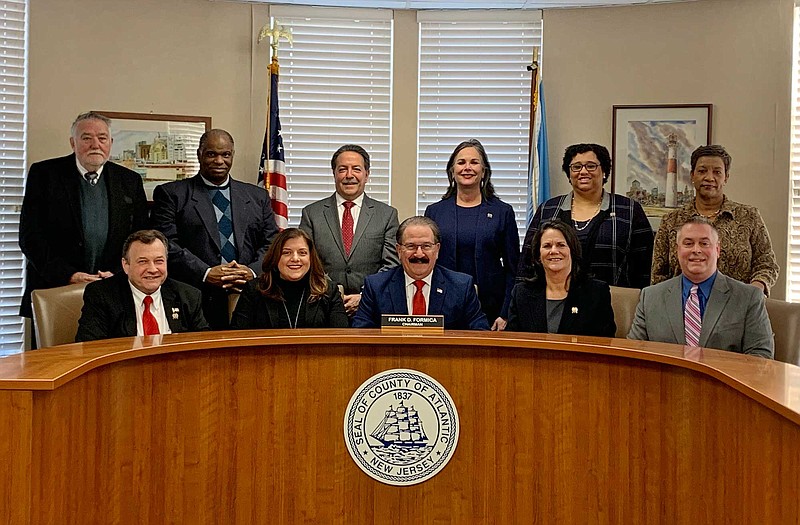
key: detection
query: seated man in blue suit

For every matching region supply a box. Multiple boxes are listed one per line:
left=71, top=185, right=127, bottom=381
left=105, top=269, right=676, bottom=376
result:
left=76, top=230, right=209, bottom=342
left=628, top=217, right=773, bottom=358
left=353, top=216, right=489, bottom=330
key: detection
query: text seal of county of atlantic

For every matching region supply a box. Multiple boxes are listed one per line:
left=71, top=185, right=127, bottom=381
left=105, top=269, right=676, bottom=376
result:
left=343, top=368, right=459, bottom=486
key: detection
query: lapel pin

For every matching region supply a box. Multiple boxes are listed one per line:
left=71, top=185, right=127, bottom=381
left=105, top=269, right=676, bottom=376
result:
left=172, top=307, right=179, bottom=312
left=487, top=212, right=493, bottom=218
left=172, top=313, right=179, bottom=320
left=609, top=212, right=616, bottom=217
left=436, top=288, right=443, bottom=294
left=571, top=307, right=578, bottom=314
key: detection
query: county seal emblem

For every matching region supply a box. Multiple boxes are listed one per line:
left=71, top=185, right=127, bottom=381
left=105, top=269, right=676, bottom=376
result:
left=343, top=368, right=459, bottom=486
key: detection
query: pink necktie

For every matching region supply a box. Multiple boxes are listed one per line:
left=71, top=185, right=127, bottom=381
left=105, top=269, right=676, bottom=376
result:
left=342, top=201, right=355, bottom=256
left=684, top=285, right=701, bottom=347
left=142, top=295, right=160, bottom=336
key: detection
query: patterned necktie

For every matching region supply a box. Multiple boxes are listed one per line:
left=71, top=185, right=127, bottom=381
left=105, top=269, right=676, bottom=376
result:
left=85, top=171, right=99, bottom=185
left=342, top=201, right=355, bottom=256
left=684, top=284, right=701, bottom=347
left=142, top=295, right=160, bottom=336
left=412, top=280, right=426, bottom=315
left=211, top=188, right=236, bottom=263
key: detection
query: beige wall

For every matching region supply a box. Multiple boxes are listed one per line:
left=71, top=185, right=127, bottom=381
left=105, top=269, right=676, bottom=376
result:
left=543, top=0, right=793, bottom=297
left=29, top=0, right=794, bottom=297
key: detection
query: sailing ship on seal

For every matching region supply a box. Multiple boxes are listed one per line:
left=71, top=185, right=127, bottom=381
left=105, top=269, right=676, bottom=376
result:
left=370, top=401, right=428, bottom=447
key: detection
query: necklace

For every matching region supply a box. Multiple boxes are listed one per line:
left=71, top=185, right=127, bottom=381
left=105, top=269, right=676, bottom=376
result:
left=571, top=194, right=602, bottom=231
left=281, top=289, right=305, bottom=329
left=694, top=204, right=721, bottom=220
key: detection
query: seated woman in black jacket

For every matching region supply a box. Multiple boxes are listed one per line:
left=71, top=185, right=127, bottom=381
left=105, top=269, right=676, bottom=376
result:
left=507, top=219, right=615, bottom=337
left=230, top=228, right=349, bottom=329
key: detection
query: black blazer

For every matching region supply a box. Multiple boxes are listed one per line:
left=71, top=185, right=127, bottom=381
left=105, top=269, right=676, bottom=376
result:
left=230, top=278, right=349, bottom=330
left=506, top=278, right=616, bottom=337
left=75, top=274, right=209, bottom=342
left=19, top=154, right=148, bottom=317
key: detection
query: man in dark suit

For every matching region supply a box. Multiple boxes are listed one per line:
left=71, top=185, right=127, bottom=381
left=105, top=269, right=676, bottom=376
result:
left=151, top=129, right=278, bottom=329
left=628, top=217, right=773, bottom=358
left=353, top=216, right=489, bottom=330
left=19, top=111, right=148, bottom=326
left=299, top=144, right=399, bottom=317
left=76, top=230, right=209, bottom=341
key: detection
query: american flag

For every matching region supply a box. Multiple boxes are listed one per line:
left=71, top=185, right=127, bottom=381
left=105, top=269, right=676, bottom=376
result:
left=259, top=57, right=288, bottom=230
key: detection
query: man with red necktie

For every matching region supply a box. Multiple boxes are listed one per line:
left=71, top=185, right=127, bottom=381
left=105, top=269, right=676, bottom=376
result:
left=76, top=230, right=209, bottom=342
left=353, top=216, right=489, bottom=330
left=627, top=217, right=773, bottom=358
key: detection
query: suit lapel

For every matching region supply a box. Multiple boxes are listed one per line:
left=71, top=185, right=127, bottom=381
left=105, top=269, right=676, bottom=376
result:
left=230, top=180, right=251, bottom=258
left=191, top=175, right=222, bottom=251
left=119, top=278, right=138, bottom=336
left=350, top=196, right=374, bottom=256
left=305, top=296, right=321, bottom=327
left=266, top=299, right=284, bottom=328
left=388, top=269, right=409, bottom=315
left=665, top=278, right=685, bottom=344
left=161, top=281, right=183, bottom=333
left=65, top=158, right=84, bottom=243
left=699, top=274, right=730, bottom=347
left=322, top=195, right=347, bottom=260
left=428, top=267, right=446, bottom=316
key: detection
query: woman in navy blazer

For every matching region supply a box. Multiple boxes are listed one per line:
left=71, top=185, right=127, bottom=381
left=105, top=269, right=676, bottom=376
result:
left=424, top=139, right=519, bottom=330
left=507, top=219, right=615, bottom=337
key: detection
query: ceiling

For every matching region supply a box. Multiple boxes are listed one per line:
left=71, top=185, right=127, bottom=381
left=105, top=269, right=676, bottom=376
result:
left=242, top=0, right=696, bottom=9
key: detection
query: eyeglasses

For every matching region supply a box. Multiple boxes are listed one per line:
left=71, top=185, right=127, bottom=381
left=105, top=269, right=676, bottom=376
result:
left=400, top=243, right=437, bottom=253
left=569, top=162, right=600, bottom=173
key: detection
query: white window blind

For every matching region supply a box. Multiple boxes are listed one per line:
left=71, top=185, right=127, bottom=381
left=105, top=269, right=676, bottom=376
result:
left=789, top=3, right=800, bottom=302
left=269, top=6, right=393, bottom=226
left=417, top=11, right=541, bottom=245
left=0, top=0, right=26, bottom=355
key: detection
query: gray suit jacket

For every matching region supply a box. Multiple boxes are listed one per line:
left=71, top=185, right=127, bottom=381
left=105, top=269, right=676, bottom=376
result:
left=627, top=272, right=774, bottom=359
left=299, top=193, right=399, bottom=294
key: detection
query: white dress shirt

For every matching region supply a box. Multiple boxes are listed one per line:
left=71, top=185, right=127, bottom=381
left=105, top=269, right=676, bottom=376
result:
left=335, top=192, right=365, bottom=230
left=404, top=272, right=432, bottom=315
left=129, top=282, right=172, bottom=336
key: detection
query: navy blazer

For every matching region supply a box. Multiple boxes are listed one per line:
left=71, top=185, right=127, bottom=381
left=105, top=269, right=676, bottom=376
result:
left=76, top=274, right=209, bottom=342
left=19, top=154, right=148, bottom=317
left=230, top=278, right=349, bottom=329
left=424, top=196, right=519, bottom=321
left=352, top=266, right=489, bottom=330
left=151, top=174, right=279, bottom=329
left=506, top=278, right=616, bottom=337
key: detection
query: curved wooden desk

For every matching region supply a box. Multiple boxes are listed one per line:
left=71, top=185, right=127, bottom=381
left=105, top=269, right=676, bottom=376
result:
left=1, top=330, right=798, bottom=524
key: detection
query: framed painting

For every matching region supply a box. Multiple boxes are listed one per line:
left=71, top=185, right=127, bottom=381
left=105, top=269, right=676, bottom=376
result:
left=94, top=111, right=211, bottom=199
left=611, top=104, right=712, bottom=220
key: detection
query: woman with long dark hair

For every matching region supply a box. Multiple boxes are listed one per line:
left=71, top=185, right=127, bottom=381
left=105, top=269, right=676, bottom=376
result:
left=424, top=139, right=519, bottom=330
left=507, top=219, right=615, bottom=336
left=230, top=228, right=348, bottom=329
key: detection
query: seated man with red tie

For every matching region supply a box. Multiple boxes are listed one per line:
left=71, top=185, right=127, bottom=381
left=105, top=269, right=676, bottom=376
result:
left=352, top=216, right=489, bottom=330
left=76, top=230, right=209, bottom=342
left=627, top=217, right=773, bottom=358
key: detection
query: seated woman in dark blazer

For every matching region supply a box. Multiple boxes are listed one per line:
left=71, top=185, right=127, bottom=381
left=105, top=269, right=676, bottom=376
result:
left=507, top=219, right=615, bottom=336
left=230, top=228, right=349, bottom=329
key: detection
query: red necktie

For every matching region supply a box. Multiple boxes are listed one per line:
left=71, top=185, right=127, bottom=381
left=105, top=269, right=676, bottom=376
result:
left=342, top=201, right=355, bottom=256
left=684, top=284, right=701, bottom=347
left=412, top=280, right=426, bottom=315
left=142, top=295, right=160, bottom=336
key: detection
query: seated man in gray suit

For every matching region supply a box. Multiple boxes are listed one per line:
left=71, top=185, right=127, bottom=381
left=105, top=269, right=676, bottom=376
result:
left=628, top=217, right=773, bottom=359
left=299, top=144, right=399, bottom=317
left=76, top=230, right=209, bottom=341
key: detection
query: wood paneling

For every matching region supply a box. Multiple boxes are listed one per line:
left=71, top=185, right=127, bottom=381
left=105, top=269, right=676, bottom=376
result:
left=1, top=332, right=799, bottom=523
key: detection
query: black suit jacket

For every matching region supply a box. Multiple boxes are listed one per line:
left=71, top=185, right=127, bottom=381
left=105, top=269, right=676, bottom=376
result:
left=19, top=154, right=148, bottom=317
left=506, top=278, right=616, bottom=337
left=150, top=174, right=279, bottom=328
left=75, top=274, right=209, bottom=342
left=230, top=278, right=349, bottom=329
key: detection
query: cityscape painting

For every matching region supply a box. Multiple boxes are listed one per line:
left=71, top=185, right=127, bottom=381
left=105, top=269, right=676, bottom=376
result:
left=611, top=104, right=712, bottom=222
left=94, top=111, right=211, bottom=199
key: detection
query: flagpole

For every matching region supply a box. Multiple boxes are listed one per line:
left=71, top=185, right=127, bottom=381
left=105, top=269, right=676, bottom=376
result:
left=527, top=47, right=540, bottom=160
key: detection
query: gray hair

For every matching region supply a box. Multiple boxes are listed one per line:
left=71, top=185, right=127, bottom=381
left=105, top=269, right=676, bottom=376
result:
left=71, top=111, right=111, bottom=136
left=396, top=216, right=441, bottom=244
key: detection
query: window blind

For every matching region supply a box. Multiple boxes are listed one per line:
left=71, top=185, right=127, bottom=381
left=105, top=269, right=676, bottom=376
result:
left=268, top=6, right=393, bottom=227
left=417, top=10, right=542, bottom=246
left=0, top=0, right=26, bottom=355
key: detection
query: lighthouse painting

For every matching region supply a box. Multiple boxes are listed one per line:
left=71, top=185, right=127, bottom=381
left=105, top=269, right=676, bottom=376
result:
left=611, top=104, right=712, bottom=220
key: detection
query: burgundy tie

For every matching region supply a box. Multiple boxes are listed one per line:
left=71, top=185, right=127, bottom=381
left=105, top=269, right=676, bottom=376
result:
left=412, top=280, right=426, bottom=315
left=684, top=285, right=701, bottom=347
left=142, top=295, right=160, bottom=336
left=342, top=201, right=355, bottom=256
